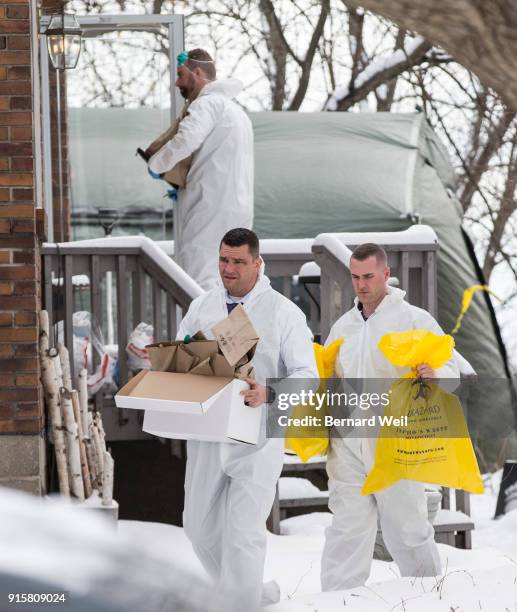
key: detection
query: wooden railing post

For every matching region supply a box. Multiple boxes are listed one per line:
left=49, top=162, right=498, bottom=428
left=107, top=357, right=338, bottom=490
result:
left=116, top=255, right=128, bottom=388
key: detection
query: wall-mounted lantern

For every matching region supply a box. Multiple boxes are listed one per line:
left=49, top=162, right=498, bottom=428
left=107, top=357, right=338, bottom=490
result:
left=46, top=12, right=82, bottom=70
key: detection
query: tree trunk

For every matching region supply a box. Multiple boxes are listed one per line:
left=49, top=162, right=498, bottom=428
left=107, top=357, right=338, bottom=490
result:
left=343, top=0, right=517, bottom=112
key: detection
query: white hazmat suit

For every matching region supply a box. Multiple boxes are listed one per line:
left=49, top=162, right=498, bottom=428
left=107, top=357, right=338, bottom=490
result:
left=177, top=273, right=318, bottom=611
left=149, top=79, right=253, bottom=290
left=321, top=286, right=459, bottom=591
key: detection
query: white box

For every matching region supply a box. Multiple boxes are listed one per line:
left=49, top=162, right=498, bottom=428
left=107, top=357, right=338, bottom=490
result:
left=115, top=369, right=262, bottom=444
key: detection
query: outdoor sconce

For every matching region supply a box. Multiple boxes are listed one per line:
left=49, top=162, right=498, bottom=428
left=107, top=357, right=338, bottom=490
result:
left=97, top=208, right=120, bottom=236
left=46, top=12, right=82, bottom=70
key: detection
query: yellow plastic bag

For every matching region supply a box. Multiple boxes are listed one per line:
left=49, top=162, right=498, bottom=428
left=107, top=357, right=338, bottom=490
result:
left=285, top=338, right=344, bottom=462
left=378, top=330, right=454, bottom=374
left=362, top=330, right=483, bottom=495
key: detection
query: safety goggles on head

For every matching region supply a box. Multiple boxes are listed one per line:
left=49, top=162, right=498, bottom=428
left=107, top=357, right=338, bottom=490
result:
left=177, top=50, right=215, bottom=69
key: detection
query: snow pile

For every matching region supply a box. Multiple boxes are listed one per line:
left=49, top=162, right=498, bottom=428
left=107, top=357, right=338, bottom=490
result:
left=278, top=477, right=328, bottom=500
left=0, top=487, right=215, bottom=612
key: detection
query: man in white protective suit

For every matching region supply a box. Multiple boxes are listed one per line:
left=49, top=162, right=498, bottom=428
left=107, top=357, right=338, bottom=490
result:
left=148, top=49, right=253, bottom=290
left=321, top=242, right=459, bottom=591
left=177, top=228, right=318, bottom=611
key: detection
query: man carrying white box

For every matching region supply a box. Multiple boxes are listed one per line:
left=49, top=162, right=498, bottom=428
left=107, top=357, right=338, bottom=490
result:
left=177, top=228, right=318, bottom=611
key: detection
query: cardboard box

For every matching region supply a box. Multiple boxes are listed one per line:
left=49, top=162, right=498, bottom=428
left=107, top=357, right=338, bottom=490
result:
left=115, top=369, right=262, bottom=444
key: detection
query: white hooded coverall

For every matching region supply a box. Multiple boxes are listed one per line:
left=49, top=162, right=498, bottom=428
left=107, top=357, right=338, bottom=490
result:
left=177, top=274, right=318, bottom=611
left=321, top=286, right=459, bottom=591
left=149, top=79, right=253, bottom=290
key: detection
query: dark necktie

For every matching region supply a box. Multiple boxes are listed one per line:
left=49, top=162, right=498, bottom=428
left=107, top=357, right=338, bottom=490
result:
left=227, top=302, right=242, bottom=314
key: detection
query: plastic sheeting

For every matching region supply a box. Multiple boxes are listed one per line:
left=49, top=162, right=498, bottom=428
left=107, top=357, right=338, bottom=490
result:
left=68, top=109, right=515, bottom=443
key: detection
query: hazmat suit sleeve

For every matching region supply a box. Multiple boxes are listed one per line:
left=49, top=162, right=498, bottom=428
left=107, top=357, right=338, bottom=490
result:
left=148, top=96, right=219, bottom=174
left=176, top=297, right=202, bottom=340
left=280, top=308, right=318, bottom=380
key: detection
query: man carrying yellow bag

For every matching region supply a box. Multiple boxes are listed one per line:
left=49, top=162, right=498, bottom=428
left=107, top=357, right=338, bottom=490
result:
left=321, top=243, right=459, bottom=592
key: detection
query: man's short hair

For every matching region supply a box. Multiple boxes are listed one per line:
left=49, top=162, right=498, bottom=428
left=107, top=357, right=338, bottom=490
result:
left=351, top=243, right=388, bottom=266
left=186, top=48, right=216, bottom=81
left=220, top=228, right=259, bottom=258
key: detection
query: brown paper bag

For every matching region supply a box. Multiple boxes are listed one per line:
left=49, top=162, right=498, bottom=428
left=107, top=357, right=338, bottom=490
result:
left=189, top=357, right=214, bottom=377
left=145, top=103, right=192, bottom=189
left=175, top=345, right=198, bottom=373
left=210, top=353, right=235, bottom=378
left=235, top=363, right=255, bottom=380
left=211, top=305, right=259, bottom=366
left=185, top=340, right=219, bottom=362
left=147, top=343, right=178, bottom=372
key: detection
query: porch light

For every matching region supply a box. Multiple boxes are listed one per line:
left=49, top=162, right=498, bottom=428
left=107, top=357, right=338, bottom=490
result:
left=46, top=12, right=82, bottom=70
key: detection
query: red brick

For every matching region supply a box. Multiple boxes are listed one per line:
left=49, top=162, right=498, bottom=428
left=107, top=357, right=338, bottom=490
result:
left=12, top=280, right=36, bottom=294
left=0, top=387, right=38, bottom=401
left=0, top=220, right=10, bottom=233
left=0, top=143, right=32, bottom=157
left=0, top=405, right=15, bottom=418
left=0, top=51, right=30, bottom=66
left=0, top=67, right=6, bottom=80
left=12, top=219, right=34, bottom=232
left=0, top=327, right=36, bottom=341
left=0, top=357, right=36, bottom=371
left=0, top=173, right=32, bottom=186
left=0, top=312, right=12, bottom=325
left=0, top=127, right=7, bottom=140
left=0, top=237, right=34, bottom=248
left=0, top=142, right=32, bottom=156
left=0, top=345, right=13, bottom=358
left=0, top=419, right=40, bottom=434
left=14, top=311, right=35, bottom=326
left=10, top=126, right=31, bottom=140
left=11, top=157, right=32, bottom=171
left=0, top=188, right=8, bottom=200
left=0, top=373, right=14, bottom=385
left=0, top=157, right=8, bottom=170
left=0, top=81, right=30, bottom=97
left=6, top=6, right=29, bottom=19
left=0, top=96, right=8, bottom=110
left=10, top=96, right=31, bottom=110
left=0, top=21, right=30, bottom=35
left=0, top=111, right=31, bottom=125
left=0, top=265, right=34, bottom=280
left=0, top=36, right=5, bottom=50
left=12, top=250, right=32, bottom=263
left=17, top=402, right=41, bottom=417
left=6, top=36, right=29, bottom=50
left=15, top=373, right=38, bottom=386
left=13, top=343, right=37, bottom=357
left=0, top=295, right=35, bottom=309
left=0, top=205, right=33, bottom=217
left=12, top=188, right=33, bottom=200
left=0, top=251, right=9, bottom=263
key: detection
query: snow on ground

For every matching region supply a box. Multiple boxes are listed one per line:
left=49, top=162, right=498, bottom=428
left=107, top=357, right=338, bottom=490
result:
left=117, top=470, right=517, bottom=611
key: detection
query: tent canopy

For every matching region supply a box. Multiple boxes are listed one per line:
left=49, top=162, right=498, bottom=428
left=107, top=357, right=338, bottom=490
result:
left=69, top=109, right=516, bottom=439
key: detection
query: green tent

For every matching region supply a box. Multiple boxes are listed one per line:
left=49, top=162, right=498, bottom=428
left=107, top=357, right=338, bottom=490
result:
left=69, top=109, right=516, bottom=448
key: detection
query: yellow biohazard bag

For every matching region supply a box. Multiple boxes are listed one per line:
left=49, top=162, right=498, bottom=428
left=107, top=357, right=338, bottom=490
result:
left=362, top=330, right=483, bottom=496
left=285, top=338, right=343, bottom=462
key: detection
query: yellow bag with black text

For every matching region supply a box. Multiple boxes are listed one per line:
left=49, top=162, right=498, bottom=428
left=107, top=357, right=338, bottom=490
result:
left=285, top=338, right=344, bottom=462
left=362, top=330, right=483, bottom=496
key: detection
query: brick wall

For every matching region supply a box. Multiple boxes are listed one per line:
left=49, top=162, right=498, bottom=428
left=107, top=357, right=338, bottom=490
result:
left=0, top=0, right=46, bottom=494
